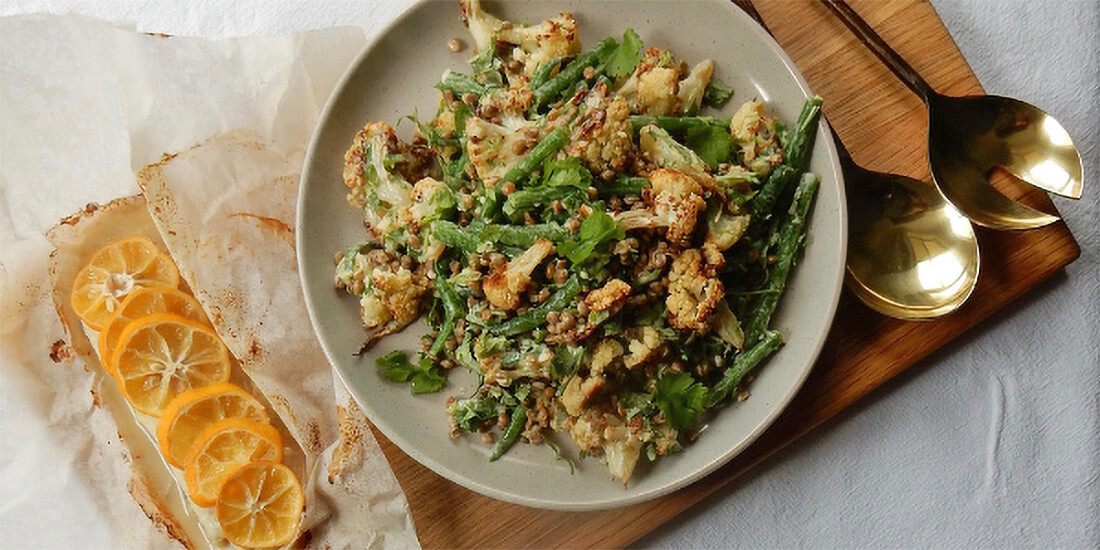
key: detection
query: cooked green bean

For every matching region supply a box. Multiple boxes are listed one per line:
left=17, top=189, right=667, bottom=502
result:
left=743, top=173, right=819, bottom=347
left=490, top=405, right=528, bottom=461
left=628, top=115, right=732, bottom=134
left=532, top=37, right=616, bottom=111
left=530, top=54, right=575, bottom=90
left=704, top=330, right=783, bottom=408
left=428, top=262, right=464, bottom=357
left=488, top=276, right=582, bottom=336
left=500, top=126, right=569, bottom=188
left=436, top=70, right=495, bottom=98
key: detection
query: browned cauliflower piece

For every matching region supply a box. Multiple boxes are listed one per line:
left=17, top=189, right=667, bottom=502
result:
left=483, top=239, right=555, bottom=310
left=584, top=278, right=631, bottom=313
left=335, top=247, right=430, bottom=346
left=615, top=168, right=706, bottom=244
left=666, top=248, right=724, bottom=332
left=623, top=326, right=662, bottom=368
left=730, top=100, right=783, bottom=176
left=460, top=0, right=580, bottom=77
left=566, top=86, right=635, bottom=178
left=676, top=60, right=714, bottom=115
left=616, top=48, right=714, bottom=117
left=465, top=115, right=541, bottom=187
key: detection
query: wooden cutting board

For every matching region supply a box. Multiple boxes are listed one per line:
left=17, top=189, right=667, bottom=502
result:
left=370, top=1, right=1082, bottom=547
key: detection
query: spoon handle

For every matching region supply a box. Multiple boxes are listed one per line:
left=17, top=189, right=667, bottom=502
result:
left=821, top=0, right=936, bottom=102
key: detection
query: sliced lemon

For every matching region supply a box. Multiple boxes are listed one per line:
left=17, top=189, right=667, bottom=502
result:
left=115, top=313, right=232, bottom=416
left=216, top=462, right=304, bottom=548
left=70, top=236, right=180, bottom=330
left=99, top=287, right=210, bottom=379
left=184, top=418, right=283, bottom=508
left=157, top=383, right=270, bottom=469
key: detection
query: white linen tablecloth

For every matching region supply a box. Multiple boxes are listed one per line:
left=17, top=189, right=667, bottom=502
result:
left=1, top=1, right=1096, bottom=548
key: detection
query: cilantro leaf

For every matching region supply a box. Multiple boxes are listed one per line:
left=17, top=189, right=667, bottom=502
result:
left=702, top=77, right=734, bottom=108
left=655, top=372, right=707, bottom=429
left=557, top=208, right=625, bottom=264
left=542, top=157, right=595, bottom=189
left=604, top=28, right=644, bottom=78
left=685, top=124, right=734, bottom=169
left=376, top=351, right=447, bottom=394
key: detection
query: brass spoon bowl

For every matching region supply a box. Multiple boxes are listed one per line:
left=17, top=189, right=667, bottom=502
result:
left=824, top=0, right=1083, bottom=230
left=839, top=139, right=980, bottom=319
left=731, top=0, right=980, bottom=318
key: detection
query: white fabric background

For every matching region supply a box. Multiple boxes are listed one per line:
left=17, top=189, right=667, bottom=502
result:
left=1, top=1, right=1096, bottom=548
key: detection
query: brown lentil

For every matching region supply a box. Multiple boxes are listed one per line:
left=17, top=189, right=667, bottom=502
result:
left=447, top=38, right=464, bottom=52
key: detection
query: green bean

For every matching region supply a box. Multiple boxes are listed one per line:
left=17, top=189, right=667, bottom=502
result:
left=428, top=262, right=464, bottom=357
left=749, top=164, right=797, bottom=218
left=783, top=96, right=823, bottom=171
left=704, top=330, right=783, bottom=408
left=628, top=115, right=732, bottom=134
left=480, top=186, right=505, bottom=222
left=532, top=37, right=616, bottom=111
left=432, top=220, right=481, bottom=253
left=530, top=54, right=575, bottom=90
left=488, top=276, right=582, bottom=336
left=436, top=70, right=495, bottom=98
left=481, top=223, right=568, bottom=248
left=743, top=173, right=819, bottom=347
left=503, top=185, right=581, bottom=217
left=598, top=176, right=650, bottom=198
left=499, top=126, right=569, bottom=188
left=490, top=405, right=528, bottom=461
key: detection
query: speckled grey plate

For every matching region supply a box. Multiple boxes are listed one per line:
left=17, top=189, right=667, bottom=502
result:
left=298, top=0, right=846, bottom=511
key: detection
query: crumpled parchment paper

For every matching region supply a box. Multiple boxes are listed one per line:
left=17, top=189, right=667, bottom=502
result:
left=0, top=13, right=419, bottom=549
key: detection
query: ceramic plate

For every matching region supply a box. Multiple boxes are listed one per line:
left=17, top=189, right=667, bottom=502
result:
left=298, top=0, right=846, bottom=510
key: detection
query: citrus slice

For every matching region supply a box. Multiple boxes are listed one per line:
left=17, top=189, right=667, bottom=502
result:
left=184, top=418, right=283, bottom=507
left=115, top=313, right=232, bottom=416
left=70, top=236, right=180, bottom=330
left=99, top=287, right=210, bottom=379
left=157, top=383, right=270, bottom=469
left=216, top=462, right=304, bottom=548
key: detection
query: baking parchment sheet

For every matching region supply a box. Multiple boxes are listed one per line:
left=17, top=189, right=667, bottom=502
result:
left=0, top=14, right=419, bottom=549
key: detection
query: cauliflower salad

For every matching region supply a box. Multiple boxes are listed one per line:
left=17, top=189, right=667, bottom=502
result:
left=333, top=0, right=823, bottom=484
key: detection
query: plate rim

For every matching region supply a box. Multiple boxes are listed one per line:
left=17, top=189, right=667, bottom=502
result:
left=297, top=0, right=848, bottom=511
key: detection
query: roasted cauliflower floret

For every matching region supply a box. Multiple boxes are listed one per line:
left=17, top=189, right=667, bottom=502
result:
left=335, top=247, right=431, bottom=345
left=636, top=124, right=723, bottom=196
left=616, top=48, right=715, bottom=117
left=343, top=121, right=413, bottom=240
left=459, top=0, right=501, bottom=53
left=404, top=177, right=455, bottom=229
left=666, top=248, right=724, bottom=332
left=584, top=278, right=631, bottom=313
left=460, top=0, right=580, bottom=77
left=567, top=412, right=642, bottom=484
left=498, top=12, right=581, bottom=77
left=676, top=60, right=714, bottom=115
left=730, top=100, right=783, bottom=176
left=465, top=115, right=541, bottom=187
left=560, top=340, right=622, bottom=416
left=623, top=326, right=662, bottom=368
left=483, top=239, right=555, bottom=310
left=616, top=47, right=679, bottom=116
left=712, top=300, right=745, bottom=350
left=615, top=168, right=706, bottom=244
left=567, top=88, right=635, bottom=178
left=704, top=202, right=751, bottom=252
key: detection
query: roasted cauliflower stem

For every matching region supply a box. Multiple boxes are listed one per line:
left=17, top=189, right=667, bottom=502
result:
left=335, top=2, right=823, bottom=487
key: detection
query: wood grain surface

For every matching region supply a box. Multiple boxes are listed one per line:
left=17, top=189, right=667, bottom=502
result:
left=370, top=1, right=1082, bottom=547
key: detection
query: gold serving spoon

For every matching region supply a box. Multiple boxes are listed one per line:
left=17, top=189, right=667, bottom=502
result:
left=731, top=0, right=980, bottom=318
left=823, top=0, right=1083, bottom=230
